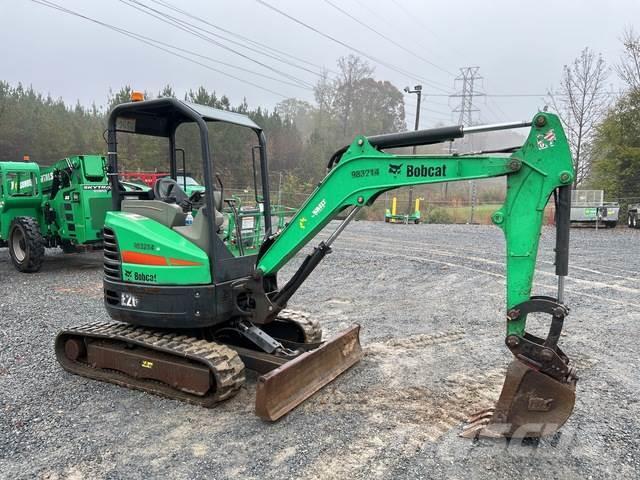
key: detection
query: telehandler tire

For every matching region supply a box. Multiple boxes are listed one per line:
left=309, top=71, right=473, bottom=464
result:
left=8, top=217, right=45, bottom=273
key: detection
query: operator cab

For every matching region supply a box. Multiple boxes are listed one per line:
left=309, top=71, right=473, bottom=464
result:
left=107, top=97, right=273, bottom=285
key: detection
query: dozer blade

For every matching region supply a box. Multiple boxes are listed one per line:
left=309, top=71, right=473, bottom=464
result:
left=461, top=359, right=576, bottom=439
left=255, top=324, right=363, bottom=421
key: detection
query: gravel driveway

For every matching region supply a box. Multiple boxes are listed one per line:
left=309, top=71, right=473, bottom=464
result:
left=1, top=222, right=639, bottom=479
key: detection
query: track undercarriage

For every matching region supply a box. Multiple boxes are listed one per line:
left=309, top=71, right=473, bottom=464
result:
left=55, top=310, right=362, bottom=420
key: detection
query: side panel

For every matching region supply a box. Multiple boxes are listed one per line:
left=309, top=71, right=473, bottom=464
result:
left=104, top=278, right=233, bottom=328
left=50, top=186, right=111, bottom=244
left=44, top=155, right=112, bottom=245
left=106, top=211, right=211, bottom=285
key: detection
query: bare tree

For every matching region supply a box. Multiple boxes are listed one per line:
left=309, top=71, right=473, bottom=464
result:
left=549, top=48, right=610, bottom=186
left=333, top=55, right=374, bottom=136
left=616, top=27, right=640, bottom=91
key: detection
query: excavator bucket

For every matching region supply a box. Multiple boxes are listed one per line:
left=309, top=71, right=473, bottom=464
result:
left=255, top=324, right=363, bottom=420
left=461, top=359, right=576, bottom=438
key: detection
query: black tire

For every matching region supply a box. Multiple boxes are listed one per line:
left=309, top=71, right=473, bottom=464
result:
left=605, top=221, right=617, bottom=229
left=630, top=214, right=638, bottom=229
left=8, top=217, right=45, bottom=273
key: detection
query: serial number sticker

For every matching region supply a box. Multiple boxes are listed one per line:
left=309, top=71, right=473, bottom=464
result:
left=121, top=292, right=139, bottom=308
left=141, top=360, right=154, bottom=369
left=351, top=168, right=380, bottom=178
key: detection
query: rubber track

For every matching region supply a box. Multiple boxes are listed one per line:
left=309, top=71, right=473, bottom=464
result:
left=55, top=321, right=245, bottom=407
left=277, top=309, right=323, bottom=343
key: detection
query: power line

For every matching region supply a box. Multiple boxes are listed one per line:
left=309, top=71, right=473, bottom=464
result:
left=323, top=0, right=455, bottom=81
left=486, top=97, right=510, bottom=120
left=488, top=91, right=623, bottom=98
left=120, top=0, right=316, bottom=89
left=253, top=0, right=452, bottom=94
left=482, top=102, right=502, bottom=122
left=150, top=0, right=336, bottom=75
left=388, top=0, right=468, bottom=60
left=400, top=91, right=625, bottom=98
left=403, top=98, right=451, bottom=116
left=349, top=0, right=459, bottom=76
left=404, top=94, right=451, bottom=110
left=405, top=110, right=452, bottom=124
left=29, top=0, right=292, bottom=98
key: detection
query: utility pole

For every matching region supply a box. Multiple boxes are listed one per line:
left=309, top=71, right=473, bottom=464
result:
left=404, top=84, right=422, bottom=223
left=277, top=171, right=283, bottom=207
left=451, top=67, right=484, bottom=224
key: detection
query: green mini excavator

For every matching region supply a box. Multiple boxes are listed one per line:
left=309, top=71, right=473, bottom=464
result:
left=56, top=97, right=577, bottom=438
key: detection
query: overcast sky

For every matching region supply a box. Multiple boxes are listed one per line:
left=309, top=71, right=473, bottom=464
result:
left=1, top=0, right=638, bottom=128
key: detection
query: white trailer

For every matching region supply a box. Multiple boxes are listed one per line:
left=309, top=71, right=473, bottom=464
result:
left=570, top=190, right=619, bottom=228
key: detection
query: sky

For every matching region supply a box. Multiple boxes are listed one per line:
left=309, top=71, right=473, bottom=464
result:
left=1, top=0, right=638, bottom=128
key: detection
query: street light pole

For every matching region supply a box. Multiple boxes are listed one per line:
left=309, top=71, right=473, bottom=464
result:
left=404, top=85, right=422, bottom=223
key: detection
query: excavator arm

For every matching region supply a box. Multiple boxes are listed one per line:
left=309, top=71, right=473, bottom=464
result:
left=258, top=113, right=573, bottom=322
left=255, top=112, right=577, bottom=437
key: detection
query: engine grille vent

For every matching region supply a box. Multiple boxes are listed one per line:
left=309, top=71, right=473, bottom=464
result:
left=103, top=227, right=121, bottom=280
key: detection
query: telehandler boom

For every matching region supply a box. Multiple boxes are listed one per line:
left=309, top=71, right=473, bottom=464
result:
left=56, top=98, right=576, bottom=438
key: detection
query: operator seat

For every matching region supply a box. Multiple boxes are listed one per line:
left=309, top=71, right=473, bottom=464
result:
left=121, top=200, right=186, bottom=228
left=172, top=190, right=224, bottom=253
left=121, top=177, right=191, bottom=228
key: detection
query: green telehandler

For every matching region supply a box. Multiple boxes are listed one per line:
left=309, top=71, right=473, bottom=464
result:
left=0, top=155, right=112, bottom=272
left=56, top=98, right=577, bottom=438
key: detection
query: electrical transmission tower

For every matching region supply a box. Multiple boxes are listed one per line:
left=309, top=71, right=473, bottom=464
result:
left=452, top=66, right=484, bottom=128
left=451, top=67, right=485, bottom=224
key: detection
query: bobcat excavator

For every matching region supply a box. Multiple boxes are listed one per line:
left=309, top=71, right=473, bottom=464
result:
left=56, top=97, right=577, bottom=438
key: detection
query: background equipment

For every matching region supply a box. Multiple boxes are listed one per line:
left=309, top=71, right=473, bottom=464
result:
left=0, top=156, right=111, bottom=272
left=570, top=189, right=619, bottom=228
left=55, top=98, right=577, bottom=438
left=384, top=195, right=422, bottom=224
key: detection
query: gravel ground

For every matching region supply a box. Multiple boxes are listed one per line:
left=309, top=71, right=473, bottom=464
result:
left=1, top=222, right=639, bottom=479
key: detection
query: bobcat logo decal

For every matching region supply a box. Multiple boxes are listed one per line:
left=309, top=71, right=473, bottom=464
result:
left=388, top=163, right=403, bottom=176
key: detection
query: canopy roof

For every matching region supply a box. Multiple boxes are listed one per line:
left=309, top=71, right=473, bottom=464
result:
left=108, top=97, right=261, bottom=137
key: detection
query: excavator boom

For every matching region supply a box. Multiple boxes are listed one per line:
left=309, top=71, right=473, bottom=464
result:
left=255, top=112, right=576, bottom=437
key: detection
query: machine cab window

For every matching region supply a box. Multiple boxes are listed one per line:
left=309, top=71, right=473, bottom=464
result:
left=6, top=172, right=38, bottom=197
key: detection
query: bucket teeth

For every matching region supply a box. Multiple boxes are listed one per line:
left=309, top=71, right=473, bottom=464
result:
left=465, top=407, right=495, bottom=424
left=460, top=410, right=508, bottom=438
left=461, top=420, right=499, bottom=438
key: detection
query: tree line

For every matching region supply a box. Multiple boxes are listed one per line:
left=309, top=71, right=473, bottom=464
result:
left=0, top=55, right=405, bottom=194
left=549, top=28, right=640, bottom=207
